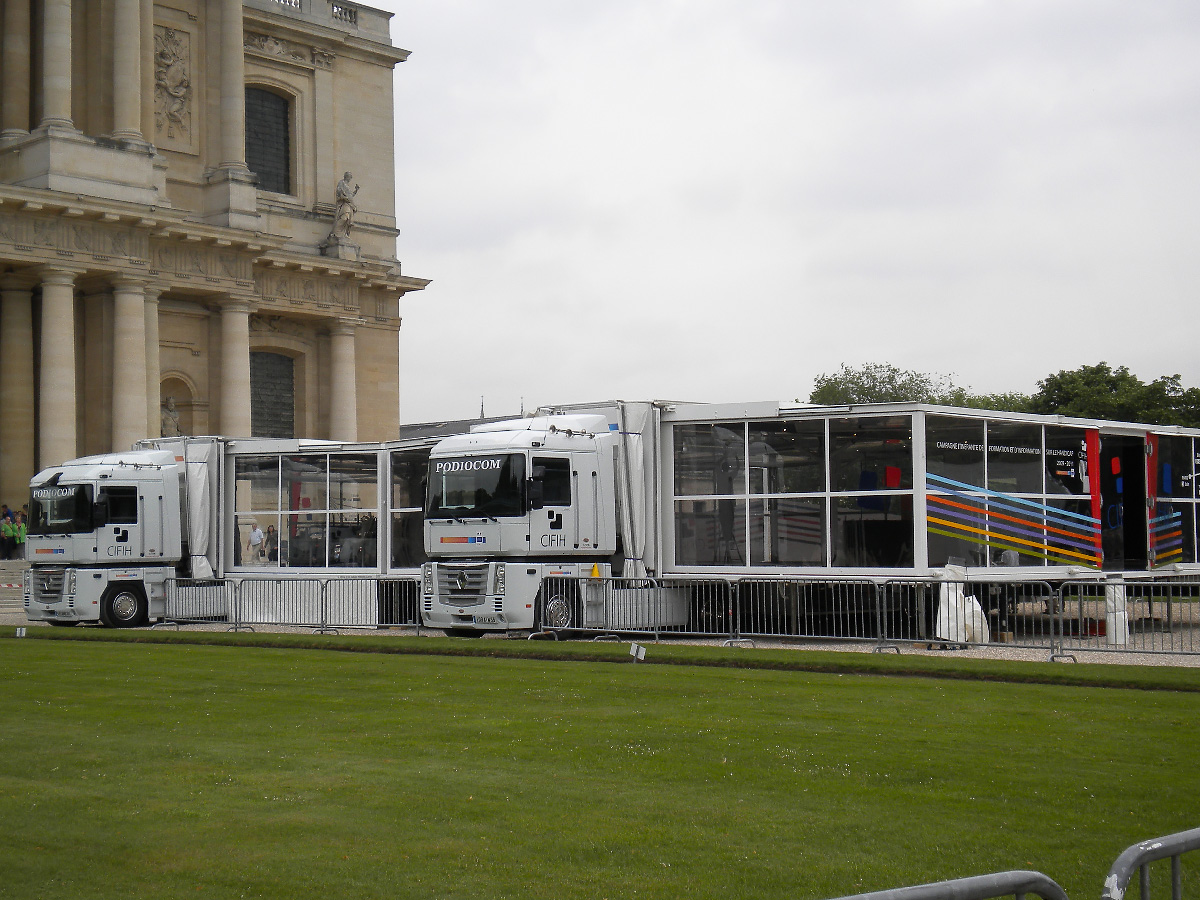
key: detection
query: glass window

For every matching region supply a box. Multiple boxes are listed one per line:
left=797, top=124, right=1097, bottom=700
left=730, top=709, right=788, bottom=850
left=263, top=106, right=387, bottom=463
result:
left=831, top=496, right=914, bottom=567
left=29, top=484, right=93, bottom=535
left=1154, top=436, right=1193, bottom=500
left=390, top=449, right=430, bottom=511
left=829, top=417, right=912, bottom=492
left=1150, top=500, right=1193, bottom=567
left=750, top=498, right=826, bottom=566
left=987, top=422, right=1043, bottom=494
left=390, top=448, right=430, bottom=569
left=427, top=454, right=526, bottom=518
left=287, top=512, right=328, bottom=567
left=284, top=455, right=328, bottom=512
left=99, top=486, right=138, bottom=524
left=329, top=511, right=376, bottom=568
left=748, top=421, right=824, bottom=494
left=1045, top=427, right=1090, bottom=495
left=926, top=491, right=988, bottom=567
left=674, top=498, right=746, bottom=566
left=235, top=456, right=280, bottom=513
left=673, top=424, right=745, bottom=496
left=926, top=416, right=984, bottom=489
left=534, top=457, right=572, bottom=507
left=329, top=454, right=377, bottom=510
left=1045, top=498, right=1102, bottom=569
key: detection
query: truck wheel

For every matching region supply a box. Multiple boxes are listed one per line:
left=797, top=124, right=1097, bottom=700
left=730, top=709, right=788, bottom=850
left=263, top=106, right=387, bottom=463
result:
left=540, top=584, right=579, bottom=630
left=101, top=584, right=148, bottom=628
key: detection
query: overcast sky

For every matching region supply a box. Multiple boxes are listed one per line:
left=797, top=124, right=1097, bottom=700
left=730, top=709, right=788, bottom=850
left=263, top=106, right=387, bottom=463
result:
left=376, top=0, right=1200, bottom=424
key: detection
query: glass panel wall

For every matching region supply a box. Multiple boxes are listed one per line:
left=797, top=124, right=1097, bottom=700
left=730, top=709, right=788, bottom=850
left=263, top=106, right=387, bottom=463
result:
left=390, top=448, right=430, bottom=568
left=672, top=415, right=913, bottom=569
left=1151, top=436, right=1196, bottom=567
left=232, top=451, right=380, bottom=569
left=925, top=417, right=1103, bottom=569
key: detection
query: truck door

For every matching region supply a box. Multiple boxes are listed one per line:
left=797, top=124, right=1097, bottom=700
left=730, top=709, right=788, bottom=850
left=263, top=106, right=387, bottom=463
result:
left=529, top=456, right=572, bottom=554
left=96, top=485, right=139, bottom=563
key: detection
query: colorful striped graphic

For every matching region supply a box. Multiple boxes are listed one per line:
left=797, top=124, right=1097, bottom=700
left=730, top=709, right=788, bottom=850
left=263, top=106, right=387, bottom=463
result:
left=34, top=548, right=66, bottom=555
left=1149, top=509, right=1184, bottom=566
left=439, top=536, right=487, bottom=544
left=926, top=473, right=1102, bottom=568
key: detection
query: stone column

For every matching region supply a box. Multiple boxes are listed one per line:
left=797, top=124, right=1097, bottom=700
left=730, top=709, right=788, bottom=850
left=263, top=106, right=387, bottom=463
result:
left=141, top=0, right=156, bottom=141
left=39, top=268, right=78, bottom=468
left=0, top=275, right=37, bottom=504
left=111, top=278, right=148, bottom=451
left=112, top=0, right=143, bottom=141
left=1, top=0, right=32, bottom=139
left=219, top=298, right=253, bottom=437
left=145, top=285, right=163, bottom=438
left=40, top=0, right=74, bottom=129
left=219, top=0, right=248, bottom=172
left=328, top=321, right=358, bottom=441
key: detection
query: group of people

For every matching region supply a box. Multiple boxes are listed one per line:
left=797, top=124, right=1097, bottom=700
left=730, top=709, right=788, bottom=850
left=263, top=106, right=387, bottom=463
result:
left=0, top=503, right=27, bottom=560
left=245, top=521, right=278, bottom=565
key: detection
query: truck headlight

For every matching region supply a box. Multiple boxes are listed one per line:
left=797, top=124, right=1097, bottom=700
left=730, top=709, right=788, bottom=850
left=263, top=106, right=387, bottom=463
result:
left=422, top=563, right=434, bottom=596
left=66, top=570, right=77, bottom=595
left=494, top=564, right=505, bottom=595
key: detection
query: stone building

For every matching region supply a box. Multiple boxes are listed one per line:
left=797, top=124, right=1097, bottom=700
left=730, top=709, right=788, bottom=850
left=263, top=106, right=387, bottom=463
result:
left=0, top=0, right=428, bottom=506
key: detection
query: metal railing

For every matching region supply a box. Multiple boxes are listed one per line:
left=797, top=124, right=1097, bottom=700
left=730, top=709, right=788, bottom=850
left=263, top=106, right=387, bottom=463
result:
left=1102, top=826, right=1200, bottom=900
left=534, top=573, right=1200, bottom=657
left=828, top=825, right=1200, bottom=900
left=829, top=871, right=1068, bottom=900
left=161, top=576, right=422, bottom=633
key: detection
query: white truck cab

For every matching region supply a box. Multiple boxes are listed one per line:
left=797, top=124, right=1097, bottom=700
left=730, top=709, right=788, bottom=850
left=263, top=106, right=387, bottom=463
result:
left=422, top=414, right=620, bottom=632
left=24, top=450, right=181, bottom=626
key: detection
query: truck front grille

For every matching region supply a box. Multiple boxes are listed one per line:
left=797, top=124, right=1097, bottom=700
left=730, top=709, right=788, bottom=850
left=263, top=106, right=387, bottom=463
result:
left=32, top=568, right=66, bottom=604
left=436, top=564, right=488, bottom=607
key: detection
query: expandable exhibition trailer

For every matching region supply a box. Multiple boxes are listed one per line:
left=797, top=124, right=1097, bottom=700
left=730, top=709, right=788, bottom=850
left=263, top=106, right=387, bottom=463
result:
left=23, top=400, right=1200, bottom=630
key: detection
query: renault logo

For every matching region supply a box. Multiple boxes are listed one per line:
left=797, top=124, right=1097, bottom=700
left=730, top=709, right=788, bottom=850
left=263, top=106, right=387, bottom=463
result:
left=455, top=572, right=469, bottom=591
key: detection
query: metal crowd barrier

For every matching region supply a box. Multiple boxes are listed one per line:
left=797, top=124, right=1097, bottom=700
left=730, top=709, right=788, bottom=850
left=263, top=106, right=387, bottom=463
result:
left=161, top=576, right=422, bottom=633
left=1102, top=825, right=1200, bottom=900
left=537, top=574, right=1200, bottom=658
left=828, top=871, right=1068, bottom=900
left=828, top=825, right=1200, bottom=900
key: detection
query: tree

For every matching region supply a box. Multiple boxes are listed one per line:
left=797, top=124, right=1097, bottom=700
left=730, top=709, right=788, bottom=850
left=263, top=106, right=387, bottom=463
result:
left=1027, top=363, right=1200, bottom=426
left=808, top=363, right=1030, bottom=411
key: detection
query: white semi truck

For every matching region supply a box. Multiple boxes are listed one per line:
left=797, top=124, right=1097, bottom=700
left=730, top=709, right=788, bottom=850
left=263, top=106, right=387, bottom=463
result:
left=419, top=402, right=669, bottom=632
left=23, top=440, right=222, bottom=626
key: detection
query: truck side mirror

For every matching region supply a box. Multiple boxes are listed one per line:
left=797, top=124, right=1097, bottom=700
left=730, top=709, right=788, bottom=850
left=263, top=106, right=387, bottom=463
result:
left=528, top=480, right=544, bottom=511
left=93, top=500, right=109, bottom=528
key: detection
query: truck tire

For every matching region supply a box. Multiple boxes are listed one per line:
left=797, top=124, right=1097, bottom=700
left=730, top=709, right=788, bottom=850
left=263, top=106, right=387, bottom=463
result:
left=101, top=584, right=148, bottom=628
left=539, top=582, right=580, bottom=631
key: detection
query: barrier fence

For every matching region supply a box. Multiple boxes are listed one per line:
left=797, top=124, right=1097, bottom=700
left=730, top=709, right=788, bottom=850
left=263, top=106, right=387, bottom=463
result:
left=162, top=573, right=1200, bottom=656
left=162, top=576, right=422, bottom=632
left=827, top=825, right=1200, bottom=900
left=539, top=575, right=1200, bottom=657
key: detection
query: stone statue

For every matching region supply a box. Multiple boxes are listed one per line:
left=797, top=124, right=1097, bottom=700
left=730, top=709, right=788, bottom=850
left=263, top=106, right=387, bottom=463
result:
left=161, top=396, right=183, bottom=437
left=331, top=172, right=359, bottom=239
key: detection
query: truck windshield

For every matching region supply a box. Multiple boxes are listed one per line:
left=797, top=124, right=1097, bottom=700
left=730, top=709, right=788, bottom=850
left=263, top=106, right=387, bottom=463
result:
left=426, top=454, right=526, bottom=519
left=29, top=484, right=94, bottom=535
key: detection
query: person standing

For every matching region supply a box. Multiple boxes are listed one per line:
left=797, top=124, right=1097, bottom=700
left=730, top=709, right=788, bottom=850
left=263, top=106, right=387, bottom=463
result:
left=246, top=521, right=264, bottom=565
left=13, top=512, right=26, bottom=560
left=0, top=515, right=14, bottom=560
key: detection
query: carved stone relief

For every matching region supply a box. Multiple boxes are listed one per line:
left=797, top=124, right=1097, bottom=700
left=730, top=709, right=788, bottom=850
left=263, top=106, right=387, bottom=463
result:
left=254, top=269, right=359, bottom=312
left=0, top=213, right=148, bottom=265
left=154, top=26, right=194, bottom=152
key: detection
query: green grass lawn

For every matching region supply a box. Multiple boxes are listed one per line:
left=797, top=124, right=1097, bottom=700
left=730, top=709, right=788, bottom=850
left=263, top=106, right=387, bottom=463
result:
left=1, top=633, right=1198, bottom=900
